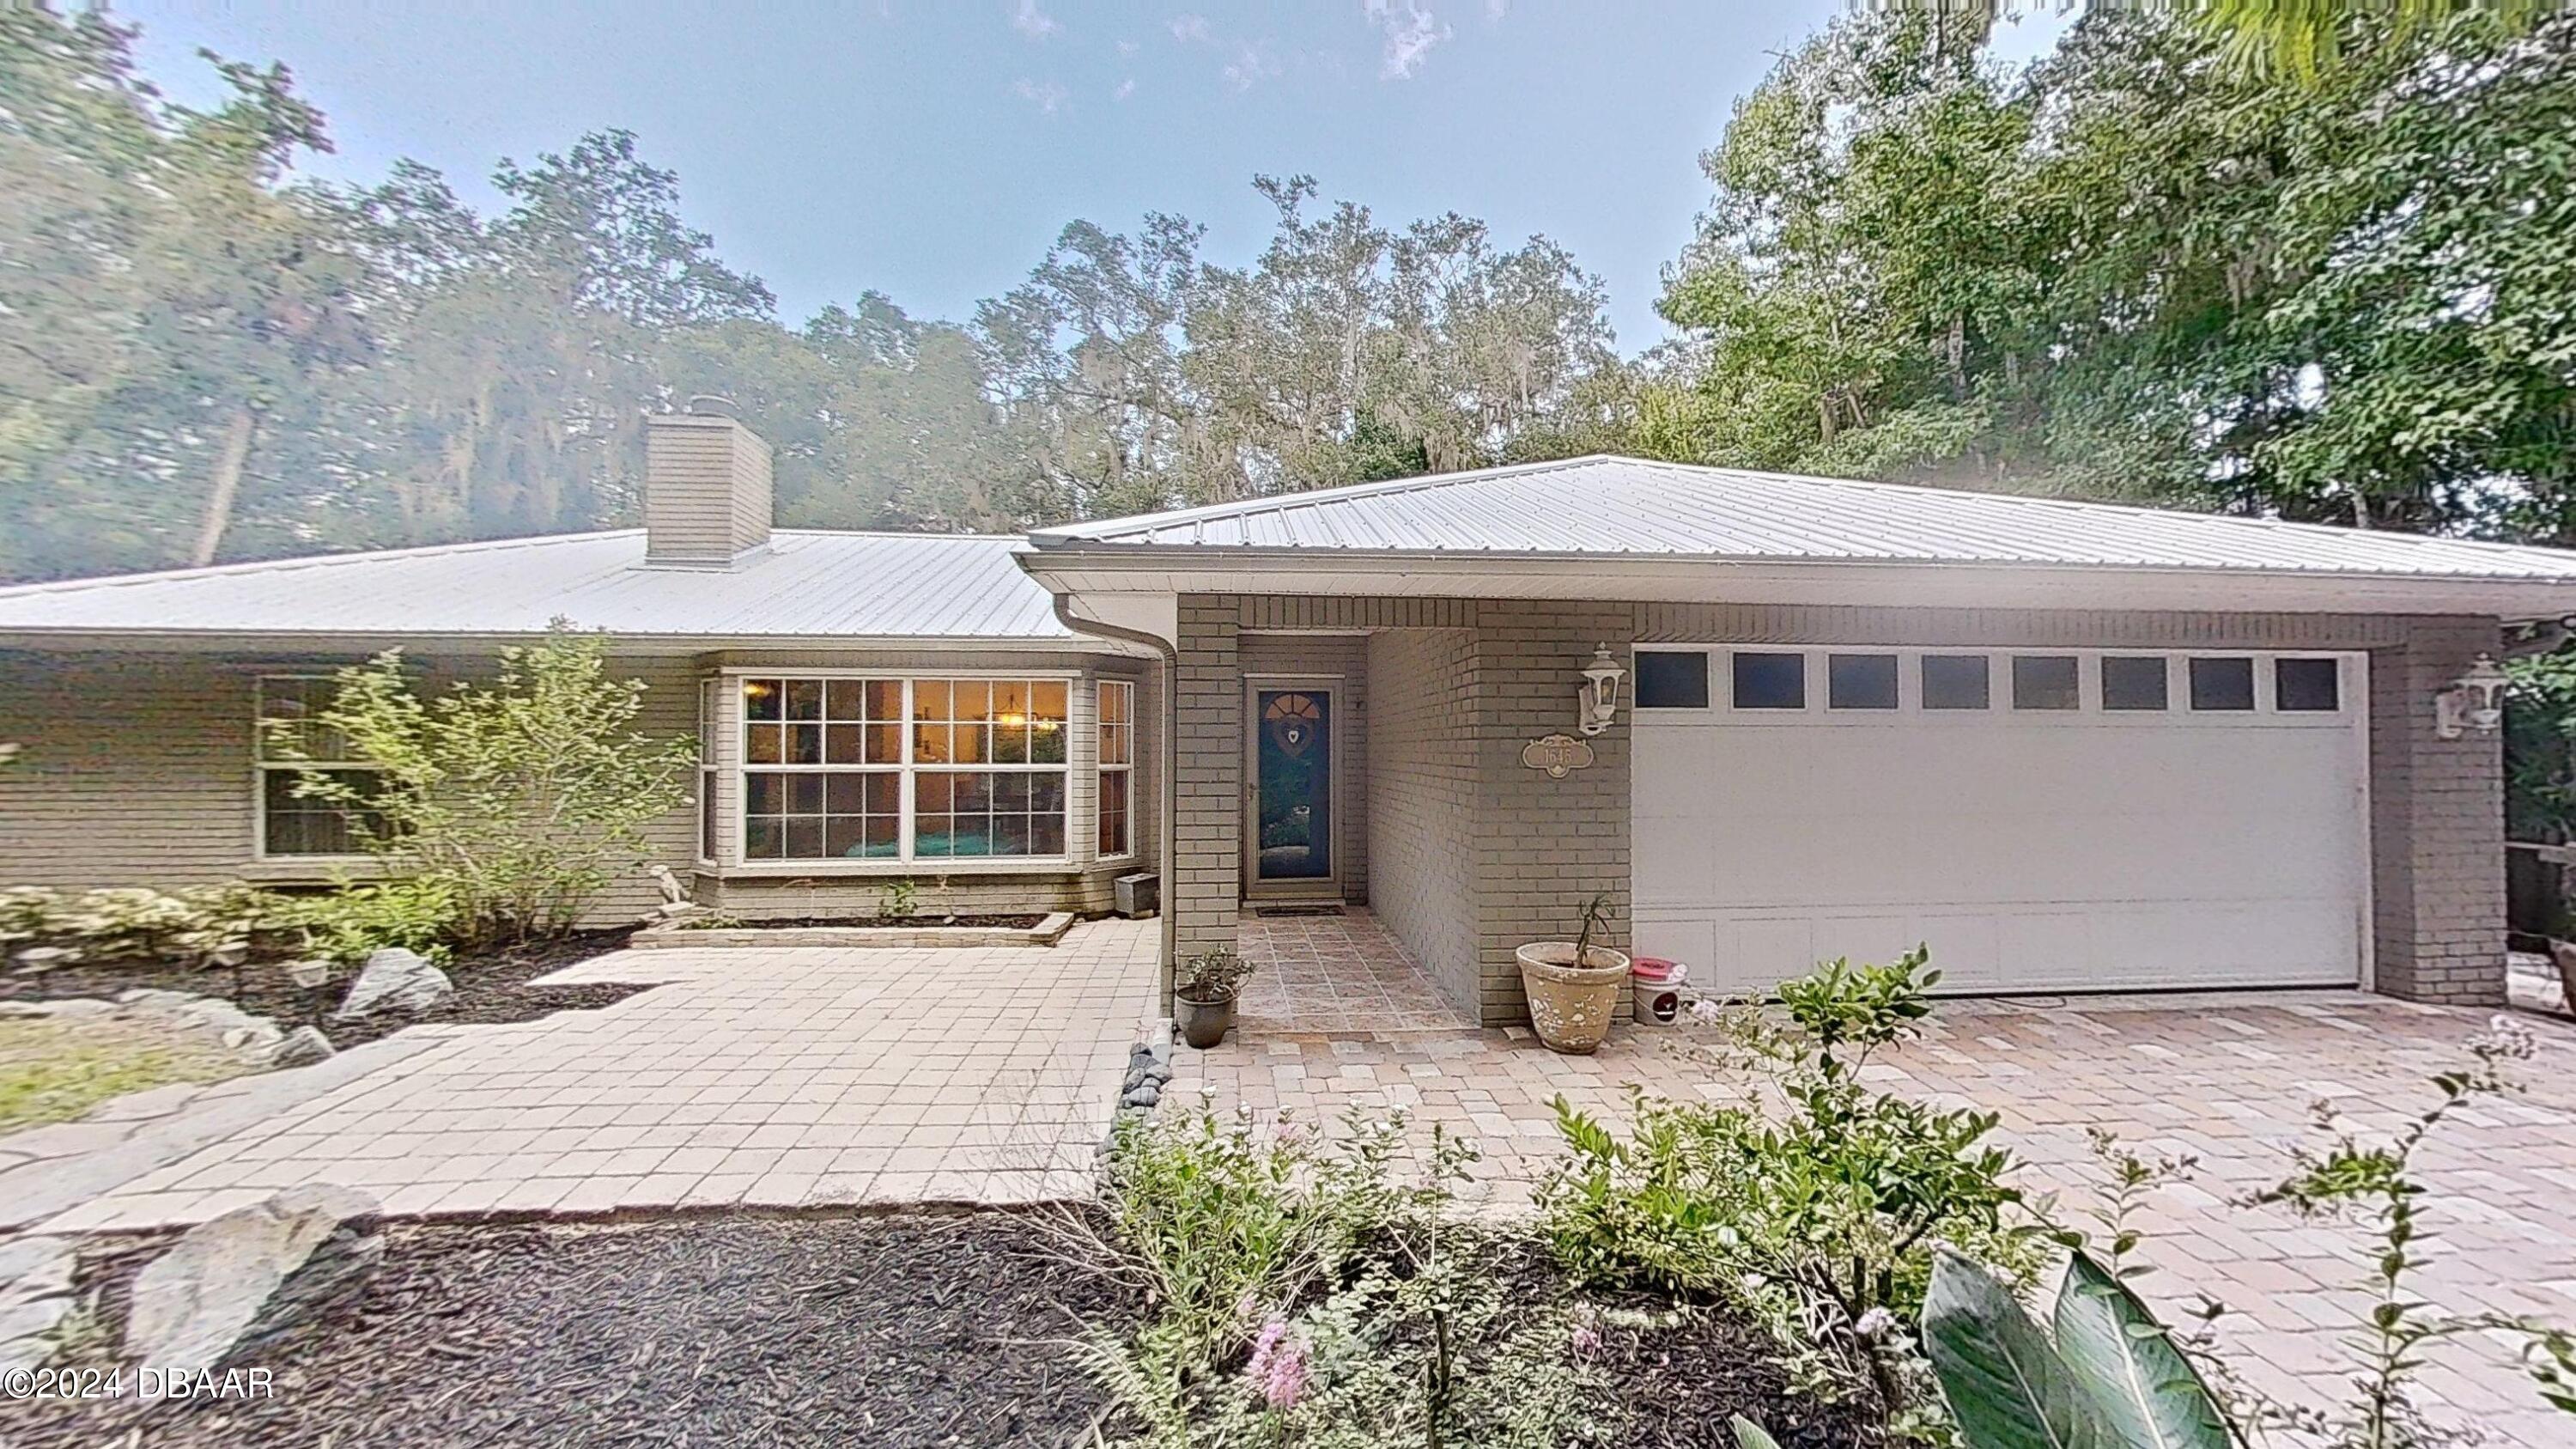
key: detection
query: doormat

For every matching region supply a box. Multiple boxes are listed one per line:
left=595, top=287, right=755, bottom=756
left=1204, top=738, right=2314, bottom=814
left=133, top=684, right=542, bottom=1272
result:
left=1253, top=904, right=1347, bottom=918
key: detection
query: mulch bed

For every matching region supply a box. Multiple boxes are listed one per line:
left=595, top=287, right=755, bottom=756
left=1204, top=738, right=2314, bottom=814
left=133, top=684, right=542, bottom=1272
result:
left=1601, top=1299, right=1881, bottom=1448
left=0, top=930, right=647, bottom=1050
left=683, top=913, right=1047, bottom=930
left=15, top=1211, right=1139, bottom=1449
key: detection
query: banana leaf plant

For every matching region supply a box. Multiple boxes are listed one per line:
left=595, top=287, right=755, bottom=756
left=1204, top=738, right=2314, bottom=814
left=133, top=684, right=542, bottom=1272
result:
left=1731, top=1249, right=2237, bottom=1449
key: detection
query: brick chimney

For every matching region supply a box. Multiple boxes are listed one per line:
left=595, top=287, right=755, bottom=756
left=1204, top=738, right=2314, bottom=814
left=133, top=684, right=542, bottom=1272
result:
left=643, top=405, right=773, bottom=568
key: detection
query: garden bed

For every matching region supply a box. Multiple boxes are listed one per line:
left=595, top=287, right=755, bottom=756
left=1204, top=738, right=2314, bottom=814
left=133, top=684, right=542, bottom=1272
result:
left=0, top=929, right=647, bottom=1050
left=15, top=1211, right=1141, bottom=1449
left=13, top=1209, right=1868, bottom=1449
left=635, top=910, right=1075, bottom=950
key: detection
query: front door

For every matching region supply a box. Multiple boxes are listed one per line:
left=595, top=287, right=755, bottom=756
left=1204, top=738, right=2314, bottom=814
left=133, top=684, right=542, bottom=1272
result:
left=1247, top=684, right=1335, bottom=897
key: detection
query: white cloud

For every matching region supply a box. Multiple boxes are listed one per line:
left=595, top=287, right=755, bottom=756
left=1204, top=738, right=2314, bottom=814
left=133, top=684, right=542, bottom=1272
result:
left=1484, top=0, right=1508, bottom=16
left=1116, top=37, right=1141, bottom=56
left=1363, top=0, right=1451, bottom=79
left=1170, top=12, right=1211, bottom=44
left=1012, top=0, right=1059, bottom=40
left=1013, top=77, right=1071, bottom=114
left=1221, top=40, right=1280, bottom=91
left=1113, top=77, right=1137, bottom=100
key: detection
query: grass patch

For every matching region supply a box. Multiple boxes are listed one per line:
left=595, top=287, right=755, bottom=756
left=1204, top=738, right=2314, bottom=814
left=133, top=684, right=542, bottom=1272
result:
left=0, top=1018, right=246, bottom=1134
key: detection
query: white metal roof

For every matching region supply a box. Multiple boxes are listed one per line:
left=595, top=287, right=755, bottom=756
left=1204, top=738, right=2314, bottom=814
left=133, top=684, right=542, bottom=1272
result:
left=1032, top=454, right=2576, bottom=581
left=0, top=530, right=1076, bottom=644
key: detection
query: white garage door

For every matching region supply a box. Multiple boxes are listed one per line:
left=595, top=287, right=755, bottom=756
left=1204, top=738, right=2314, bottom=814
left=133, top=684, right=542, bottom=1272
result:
left=1630, top=647, right=2368, bottom=998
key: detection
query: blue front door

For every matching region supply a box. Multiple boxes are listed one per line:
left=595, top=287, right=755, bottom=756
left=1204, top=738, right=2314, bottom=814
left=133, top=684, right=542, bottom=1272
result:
left=1254, top=687, right=1333, bottom=886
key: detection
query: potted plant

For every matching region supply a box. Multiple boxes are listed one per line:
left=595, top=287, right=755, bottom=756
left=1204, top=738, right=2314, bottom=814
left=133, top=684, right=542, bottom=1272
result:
left=1174, top=947, right=1256, bottom=1049
left=1516, top=892, right=1630, bottom=1054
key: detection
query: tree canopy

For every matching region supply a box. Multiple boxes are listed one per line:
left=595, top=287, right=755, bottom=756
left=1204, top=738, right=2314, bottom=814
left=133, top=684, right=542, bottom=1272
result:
left=4, top=3, right=2573, bottom=586
left=1636, top=9, right=2576, bottom=540
left=0, top=6, right=1627, bottom=583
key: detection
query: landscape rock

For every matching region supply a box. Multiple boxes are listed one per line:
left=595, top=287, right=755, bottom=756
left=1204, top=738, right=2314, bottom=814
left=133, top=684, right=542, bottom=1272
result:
left=331, top=948, right=453, bottom=1020
left=270, top=1026, right=336, bottom=1068
left=1120, top=1084, right=1161, bottom=1110
left=0, top=1235, right=76, bottom=1373
left=11, top=946, right=79, bottom=972
left=124, top=1185, right=384, bottom=1388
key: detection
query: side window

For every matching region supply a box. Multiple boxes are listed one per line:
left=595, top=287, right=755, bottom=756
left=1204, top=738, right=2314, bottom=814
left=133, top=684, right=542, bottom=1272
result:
left=1633, top=650, right=1710, bottom=709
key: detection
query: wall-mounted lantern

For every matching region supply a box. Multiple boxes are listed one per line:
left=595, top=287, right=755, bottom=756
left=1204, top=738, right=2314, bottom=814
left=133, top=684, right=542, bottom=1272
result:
left=2433, top=652, right=2510, bottom=740
left=1577, top=644, right=1626, bottom=737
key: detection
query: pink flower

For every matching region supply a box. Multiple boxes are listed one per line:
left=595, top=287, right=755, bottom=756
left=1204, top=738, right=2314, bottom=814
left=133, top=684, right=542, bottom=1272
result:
left=1571, top=1323, right=1603, bottom=1359
left=1246, top=1315, right=1307, bottom=1410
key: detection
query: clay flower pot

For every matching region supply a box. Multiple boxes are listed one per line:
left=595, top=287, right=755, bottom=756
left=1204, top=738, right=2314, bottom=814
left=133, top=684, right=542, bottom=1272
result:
left=1516, top=942, right=1631, bottom=1054
left=1174, top=991, right=1238, bottom=1049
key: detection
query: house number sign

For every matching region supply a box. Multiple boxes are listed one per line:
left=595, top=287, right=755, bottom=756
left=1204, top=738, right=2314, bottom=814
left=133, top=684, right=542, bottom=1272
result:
left=1521, top=733, right=1595, bottom=779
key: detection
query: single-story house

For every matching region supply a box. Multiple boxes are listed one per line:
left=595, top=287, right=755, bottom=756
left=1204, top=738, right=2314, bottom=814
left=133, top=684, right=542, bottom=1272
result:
left=8, top=408, right=2576, bottom=1022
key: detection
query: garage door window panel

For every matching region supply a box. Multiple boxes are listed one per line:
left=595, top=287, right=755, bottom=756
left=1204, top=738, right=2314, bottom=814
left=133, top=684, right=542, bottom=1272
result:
left=1828, top=654, right=1899, bottom=710
left=2011, top=655, right=2081, bottom=711
left=1732, top=652, right=1807, bottom=710
left=1635, top=650, right=1710, bottom=710
left=2275, top=658, right=2341, bottom=712
left=1921, top=654, right=1990, bottom=710
left=2190, top=657, right=2257, bottom=711
left=2099, top=656, right=2170, bottom=711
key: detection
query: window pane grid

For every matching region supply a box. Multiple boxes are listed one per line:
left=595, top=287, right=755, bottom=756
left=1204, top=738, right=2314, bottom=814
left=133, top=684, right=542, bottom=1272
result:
left=1099, top=680, right=1134, bottom=856
left=257, top=677, right=387, bottom=857
left=735, top=676, right=1076, bottom=863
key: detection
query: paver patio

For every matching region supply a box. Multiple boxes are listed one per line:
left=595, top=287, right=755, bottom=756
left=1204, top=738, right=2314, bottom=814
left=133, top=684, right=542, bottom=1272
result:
left=1166, top=913, right=2576, bottom=1443
left=30, top=918, right=1162, bottom=1232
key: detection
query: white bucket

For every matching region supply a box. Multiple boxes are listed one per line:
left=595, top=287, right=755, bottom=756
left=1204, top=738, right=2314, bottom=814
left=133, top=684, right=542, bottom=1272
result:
left=1631, top=959, right=1688, bottom=1024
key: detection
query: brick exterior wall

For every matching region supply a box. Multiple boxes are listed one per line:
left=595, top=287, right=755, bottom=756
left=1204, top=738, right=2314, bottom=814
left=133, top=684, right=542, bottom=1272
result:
left=1364, top=629, right=1480, bottom=1015
left=0, top=645, right=1159, bottom=928
left=1169, top=596, right=2509, bottom=1019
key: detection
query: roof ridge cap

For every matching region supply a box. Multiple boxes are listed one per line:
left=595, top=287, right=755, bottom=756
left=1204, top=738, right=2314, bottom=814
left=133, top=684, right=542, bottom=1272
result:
left=1037, top=453, right=1617, bottom=540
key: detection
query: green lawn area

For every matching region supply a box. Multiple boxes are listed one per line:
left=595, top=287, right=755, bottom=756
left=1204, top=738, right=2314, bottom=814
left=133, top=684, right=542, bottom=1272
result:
left=0, top=1017, right=249, bottom=1135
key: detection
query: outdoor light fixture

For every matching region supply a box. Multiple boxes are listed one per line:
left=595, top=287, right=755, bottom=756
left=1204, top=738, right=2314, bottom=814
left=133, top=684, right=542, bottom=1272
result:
left=1577, top=644, right=1626, bottom=737
left=2433, top=652, right=2510, bottom=740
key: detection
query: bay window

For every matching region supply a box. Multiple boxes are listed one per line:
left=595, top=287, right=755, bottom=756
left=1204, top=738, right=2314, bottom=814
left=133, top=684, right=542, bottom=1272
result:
left=733, top=675, right=1070, bottom=862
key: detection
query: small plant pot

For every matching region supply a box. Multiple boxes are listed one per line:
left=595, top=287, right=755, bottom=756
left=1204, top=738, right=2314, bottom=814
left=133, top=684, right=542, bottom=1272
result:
left=1174, top=991, right=1238, bottom=1049
left=1516, top=942, right=1631, bottom=1054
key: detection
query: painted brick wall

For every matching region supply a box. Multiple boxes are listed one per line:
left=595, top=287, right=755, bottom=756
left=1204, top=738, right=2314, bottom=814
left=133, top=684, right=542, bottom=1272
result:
left=1172, top=600, right=1243, bottom=965
left=2369, top=617, right=2506, bottom=1004
left=1468, top=602, right=1637, bottom=1024
left=1364, top=628, right=1480, bottom=1016
left=1151, top=596, right=2511, bottom=1014
left=0, top=646, right=1160, bottom=929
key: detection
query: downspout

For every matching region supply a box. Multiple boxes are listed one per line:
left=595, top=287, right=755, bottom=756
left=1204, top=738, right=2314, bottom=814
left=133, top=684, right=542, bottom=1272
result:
left=1054, top=594, right=1180, bottom=1010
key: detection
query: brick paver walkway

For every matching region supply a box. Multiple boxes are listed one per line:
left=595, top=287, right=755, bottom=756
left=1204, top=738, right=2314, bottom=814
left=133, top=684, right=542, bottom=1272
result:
left=34, top=920, right=1162, bottom=1232
left=1166, top=914, right=2576, bottom=1442
left=1236, top=907, right=1475, bottom=1033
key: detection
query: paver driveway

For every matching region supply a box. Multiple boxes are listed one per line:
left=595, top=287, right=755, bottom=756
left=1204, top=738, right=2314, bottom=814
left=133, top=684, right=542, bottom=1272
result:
left=36, top=919, right=1162, bottom=1232
left=1169, top=915, right=2576, bottom=1443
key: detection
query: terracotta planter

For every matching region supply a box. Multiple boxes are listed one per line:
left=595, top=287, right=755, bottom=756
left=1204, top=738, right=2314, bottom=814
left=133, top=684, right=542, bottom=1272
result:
left=2550, top=941, right=2576, bottom=1015
left=1516, top=942, right=1631, bottom=1054
left=1174, top=992, right=1238, bottom=1049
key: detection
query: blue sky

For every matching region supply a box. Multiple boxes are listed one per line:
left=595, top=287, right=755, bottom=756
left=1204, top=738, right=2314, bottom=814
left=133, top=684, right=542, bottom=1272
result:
left=123, top=1, right=2069, bottom=354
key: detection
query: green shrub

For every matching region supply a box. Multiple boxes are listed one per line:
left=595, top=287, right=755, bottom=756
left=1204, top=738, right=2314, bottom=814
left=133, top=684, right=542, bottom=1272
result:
left=1539, top=948, right=2040, bottom=1428
left=275, top=877, right=462, bottom=965
left=276, top=624, right=695, bottom=944
left=1089, top=1105, right=1606, bottom=1449
left=0, top=884, right=276, bottom=965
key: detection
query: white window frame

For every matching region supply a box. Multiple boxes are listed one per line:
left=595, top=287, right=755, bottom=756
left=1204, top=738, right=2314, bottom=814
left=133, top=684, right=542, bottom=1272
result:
left=1630, top=648, right=2362, bottom=730
left=1097, top=678, right=1137, bottom=861
left=696, top=678, right=722, bottom=865
left=252, top=674, right=386, bottom=861
left=721, top=670, right=1079, bottom=870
